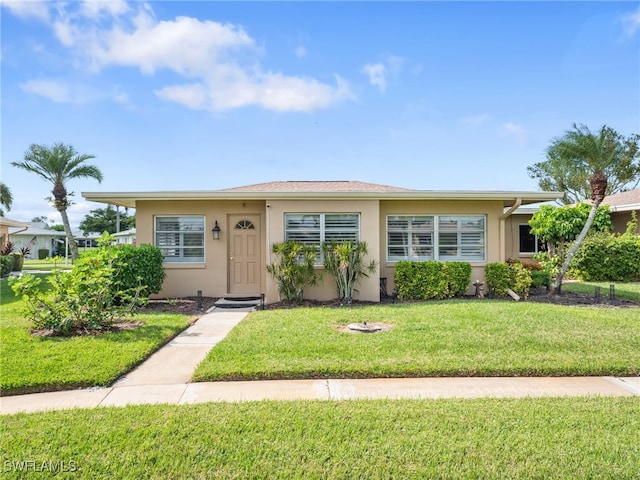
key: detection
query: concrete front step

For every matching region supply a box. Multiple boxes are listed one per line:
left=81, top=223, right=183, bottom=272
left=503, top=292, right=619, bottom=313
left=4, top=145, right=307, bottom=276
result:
left=213, top=296, right=263, bottom=310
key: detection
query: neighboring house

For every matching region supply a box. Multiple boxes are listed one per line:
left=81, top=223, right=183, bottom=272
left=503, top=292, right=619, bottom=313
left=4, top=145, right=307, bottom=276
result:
left=114, top=228, right=136, bottom=245
left=83, top=181, right=562, bottom=303
left=74, top=232, right=101, bottom=252
left=0, top=216, right=28, bottom=251
left=8, top=223, right=67, bottom=258
left=602, top=189, right=640, bottom=234
left=505, top=189, right=640, bottom=262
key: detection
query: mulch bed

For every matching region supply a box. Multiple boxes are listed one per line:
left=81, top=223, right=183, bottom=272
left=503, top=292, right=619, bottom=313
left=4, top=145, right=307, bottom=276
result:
left=525, top=287, right=639, bottom=308
left=138, top=289, right=639, bottom=316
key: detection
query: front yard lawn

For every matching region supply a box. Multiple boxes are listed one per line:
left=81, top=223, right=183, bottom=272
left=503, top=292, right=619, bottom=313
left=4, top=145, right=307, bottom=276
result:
left=0, top=277, right=192, bottom=396
left=194, top=301, right=640, bottom=382
left=1, top=397, right=638, bottom=478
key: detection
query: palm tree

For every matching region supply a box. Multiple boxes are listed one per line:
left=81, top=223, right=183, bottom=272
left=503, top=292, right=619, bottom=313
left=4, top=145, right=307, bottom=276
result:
left=548, top=124, right=639, bottom=294
left=0, top=182, right=13, bottom=216
left=11, top=143, right=103, bottom=260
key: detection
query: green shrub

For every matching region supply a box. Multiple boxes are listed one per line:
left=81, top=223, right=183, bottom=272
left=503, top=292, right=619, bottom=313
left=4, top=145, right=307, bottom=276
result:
left=442, top=262, right=472, bottom=297
left=113, top=244, right=166, bottom=297
left=486, top=262, right=533, bottom=298
left=571, top=232, right=640, bottom=282
left=0, top=255, right=13, bottom=276
left=38, top=248, right=49, bottom=260
left=10, top=250, right=144, bottom=335
left=322, top=241, right=377, bottom=304
left=266, top=241, right=319, bottom=303
left=77, top=241, right=166, bottom=303
left=395, top=261, right=472, bottom=300
left=511, top=262, right=532, bottom=298
left=530, top=270, right=551, bottom=289
left=485, top=263, right=513, bottom=297
left=11, top=253, right=23, bottom=271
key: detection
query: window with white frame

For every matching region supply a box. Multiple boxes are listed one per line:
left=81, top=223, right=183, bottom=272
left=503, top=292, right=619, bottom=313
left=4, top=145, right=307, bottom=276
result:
left=387, top=215, right=486, bottom=262
left=285, top=213, right=359, bottom=262
left=155, top=216, right=205, bottom=263
left=519, top=224, right=544, bottom=254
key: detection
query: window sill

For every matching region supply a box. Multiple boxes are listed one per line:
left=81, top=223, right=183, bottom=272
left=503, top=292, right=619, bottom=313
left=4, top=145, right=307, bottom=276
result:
left=163, top=263, right=206, bottom=269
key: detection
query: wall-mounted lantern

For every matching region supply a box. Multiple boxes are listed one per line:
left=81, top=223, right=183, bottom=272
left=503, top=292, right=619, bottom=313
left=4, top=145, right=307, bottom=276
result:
left=212, top=221, right=221, bottom=240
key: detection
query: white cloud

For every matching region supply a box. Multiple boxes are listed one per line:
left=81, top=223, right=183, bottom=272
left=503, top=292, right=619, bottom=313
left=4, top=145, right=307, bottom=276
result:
left=20, top=78, right=132, bottom=107
left=155, top=83, right=209, bottom=110
left=79, top=0, right=130, bottom=20
left=0, top=0, right=49, bottom=21
left=362, top=63, right=387, bottom=92
left=621, top=7, right=640, bottom=37
left=362, top=54, right=405, bottom=93
left=501, top=122, right=528, bottom=144
left=156, top=74, right=353, bottom=112
left=23, top=2, right=352, bottom=113
left=294, top=46, right=307, bottom=58
left=19, top=79, right=71, bottom=103
left=462, top=114, right=490, bottom=127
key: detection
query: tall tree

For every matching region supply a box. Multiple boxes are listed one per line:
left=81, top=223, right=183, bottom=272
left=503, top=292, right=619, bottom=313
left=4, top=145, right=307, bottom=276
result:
left=539, top=124, right=639, bottom=293
left=11, top=143, right=103, bottom=260
left=0, top=182, right=13, bottom=216
left=528, top=126, right=640, bottom=204
left=80, top=205, right=135, bottom=235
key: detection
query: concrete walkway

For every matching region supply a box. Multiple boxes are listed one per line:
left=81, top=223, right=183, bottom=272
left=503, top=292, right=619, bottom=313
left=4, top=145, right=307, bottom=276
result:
left=1, top=310, right=639, bottom=415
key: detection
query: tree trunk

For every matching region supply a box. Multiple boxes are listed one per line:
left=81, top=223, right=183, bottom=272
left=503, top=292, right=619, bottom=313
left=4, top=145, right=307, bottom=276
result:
left=59, top=208, right=79, bottom=260
left=551, top=198, right=602, bottom=294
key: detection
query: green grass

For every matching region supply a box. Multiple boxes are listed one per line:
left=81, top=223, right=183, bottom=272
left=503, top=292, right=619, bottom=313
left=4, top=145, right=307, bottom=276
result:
left=21, top=258, right=71, bottom=272
left=0, top=276, right=192, bottom=396
left=1, top=397, right=639, bottom=478
left=562, top=281, right=640, bottom=302
left=194, top=301, right=640, bottom=381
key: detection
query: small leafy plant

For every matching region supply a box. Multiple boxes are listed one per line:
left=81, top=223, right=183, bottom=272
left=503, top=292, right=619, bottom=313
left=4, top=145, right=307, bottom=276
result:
left=266, top=241, right=319, bottom=303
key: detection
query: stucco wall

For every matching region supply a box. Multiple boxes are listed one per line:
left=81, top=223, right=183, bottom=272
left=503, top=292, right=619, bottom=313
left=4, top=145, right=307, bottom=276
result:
left=611, top=210, right=639, bottom=234
left=136, top=200, right=266, bottom=299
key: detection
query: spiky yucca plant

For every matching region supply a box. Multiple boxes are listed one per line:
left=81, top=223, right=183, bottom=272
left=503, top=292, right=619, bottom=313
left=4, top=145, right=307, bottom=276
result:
left=322, top=241, right=377, bottom=304
left=266, top=241, right=319, bottom=303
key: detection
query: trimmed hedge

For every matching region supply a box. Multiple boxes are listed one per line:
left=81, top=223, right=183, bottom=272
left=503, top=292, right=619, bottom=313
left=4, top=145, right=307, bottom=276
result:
left=571, top=232, right=640, bottom=282
left=394, top=261, right=472, bottom=300
left=485, top=262, right=532, bottom=298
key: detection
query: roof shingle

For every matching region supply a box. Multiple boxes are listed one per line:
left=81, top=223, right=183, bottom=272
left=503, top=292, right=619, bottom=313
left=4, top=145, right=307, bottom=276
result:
left=221, top=181, right=415, bottom=193
left=602, top=189, right=640, bottom=207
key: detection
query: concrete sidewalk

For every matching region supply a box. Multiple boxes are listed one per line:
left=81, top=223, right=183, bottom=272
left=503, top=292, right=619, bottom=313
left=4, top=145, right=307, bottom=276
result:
left=1, top=309, right=639, bottom=415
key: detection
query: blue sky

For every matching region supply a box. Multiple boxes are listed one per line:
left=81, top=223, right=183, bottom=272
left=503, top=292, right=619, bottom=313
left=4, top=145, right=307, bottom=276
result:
left=1, top=1, right=639, bottom=229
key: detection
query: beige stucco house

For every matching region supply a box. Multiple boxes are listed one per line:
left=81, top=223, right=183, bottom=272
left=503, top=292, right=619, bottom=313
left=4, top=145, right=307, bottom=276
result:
left=83, top=181, right=562, bottom=304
